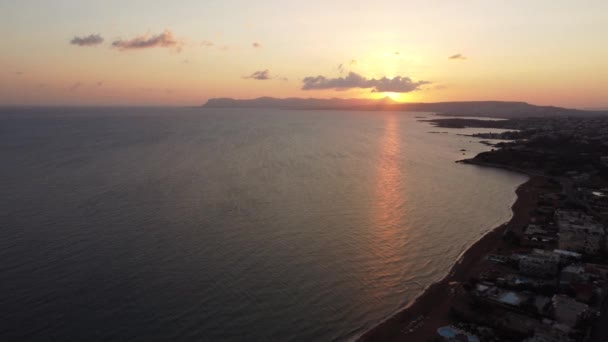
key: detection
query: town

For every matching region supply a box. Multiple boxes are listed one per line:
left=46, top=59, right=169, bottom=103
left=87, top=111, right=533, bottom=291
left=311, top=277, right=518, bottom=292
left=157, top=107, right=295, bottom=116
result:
left=427, top=115, right=608, bottom=341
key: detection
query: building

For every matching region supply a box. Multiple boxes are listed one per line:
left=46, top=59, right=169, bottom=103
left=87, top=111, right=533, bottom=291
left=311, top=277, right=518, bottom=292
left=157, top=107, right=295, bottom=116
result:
left=522, top=225, right=556, bottom=247
left=519, top=253, right=560, bottom=278
left=555, top=210, right=604, bottom=255
left=560, top=265, right=586, bottom=286
left=558, top=230, right=603, bottom=255
left=551, top=295, right=589, bottom=328
left=552, top=249, right=582, bottom=261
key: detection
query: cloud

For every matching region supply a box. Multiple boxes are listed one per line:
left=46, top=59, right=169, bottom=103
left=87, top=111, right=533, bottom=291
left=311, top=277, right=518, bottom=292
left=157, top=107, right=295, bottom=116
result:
left=96, top=81, right=104, bottom=87
left=244, top=69, right=271, bottom=80
left=252, top=42, right=261, bottom=48
left=301, top=72, right=429, bottom=93
left=112, top=30, right=182, bottom=51
left=13, top=71, right=24, bottom=76
left=70, top=34, right=104, bottom=46
left=201, top=40, right=214, bottom=47
left=372, top=76, right=430, bottom=92
left=448, top=53, right=466, bottom=60
left=338, top=63, right=345, bottom=74
left=243, top=70, right=287, bottom=81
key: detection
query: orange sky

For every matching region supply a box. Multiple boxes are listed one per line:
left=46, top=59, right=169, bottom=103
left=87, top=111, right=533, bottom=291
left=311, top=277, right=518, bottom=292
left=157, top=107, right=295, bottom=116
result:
left=1, top=1, right=607, bottom=108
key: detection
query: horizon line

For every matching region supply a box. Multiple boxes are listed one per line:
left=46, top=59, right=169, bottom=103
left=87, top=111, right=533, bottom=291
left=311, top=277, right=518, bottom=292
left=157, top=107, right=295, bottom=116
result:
left=1, top=97, right=607, bottom=111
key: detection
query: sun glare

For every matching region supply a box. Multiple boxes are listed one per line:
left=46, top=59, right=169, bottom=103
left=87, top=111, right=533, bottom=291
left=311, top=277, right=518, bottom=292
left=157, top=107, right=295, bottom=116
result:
left=370, top=92, right=414, bottom=103
left=383, top=92, right=398, bottom=100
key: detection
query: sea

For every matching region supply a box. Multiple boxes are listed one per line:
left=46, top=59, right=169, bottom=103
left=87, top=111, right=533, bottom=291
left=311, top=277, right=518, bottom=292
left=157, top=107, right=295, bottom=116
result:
left=0, top=107, right=527, bottom=341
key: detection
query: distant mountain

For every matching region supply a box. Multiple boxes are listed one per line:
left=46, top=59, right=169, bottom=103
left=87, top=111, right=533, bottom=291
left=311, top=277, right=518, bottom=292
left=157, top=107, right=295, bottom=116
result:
left=203, top=97, right=608, bottom=118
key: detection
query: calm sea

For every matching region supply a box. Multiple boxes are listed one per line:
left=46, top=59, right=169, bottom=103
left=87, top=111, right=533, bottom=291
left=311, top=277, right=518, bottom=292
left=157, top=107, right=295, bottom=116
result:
left=0, top=107, right=527, bottom=341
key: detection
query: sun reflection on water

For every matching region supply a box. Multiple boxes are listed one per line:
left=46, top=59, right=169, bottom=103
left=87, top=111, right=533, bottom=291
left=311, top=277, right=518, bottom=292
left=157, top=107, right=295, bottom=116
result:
left=365, top=114, right=408, bottom=296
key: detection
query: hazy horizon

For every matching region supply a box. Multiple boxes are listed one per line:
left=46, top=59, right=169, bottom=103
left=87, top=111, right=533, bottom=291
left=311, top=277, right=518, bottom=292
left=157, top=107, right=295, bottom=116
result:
left=0, top=97, right=602, bottom=112
left=2, top=1, right=607, bottom=108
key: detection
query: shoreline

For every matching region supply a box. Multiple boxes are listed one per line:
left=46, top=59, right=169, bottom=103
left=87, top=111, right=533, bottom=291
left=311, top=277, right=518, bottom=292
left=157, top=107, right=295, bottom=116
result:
left=357, top=170, right=545, bottom=341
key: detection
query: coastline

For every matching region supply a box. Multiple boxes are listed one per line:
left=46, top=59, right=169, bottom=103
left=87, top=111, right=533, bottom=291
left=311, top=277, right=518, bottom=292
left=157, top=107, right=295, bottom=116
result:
left=357, top=171, right=546, bottom=341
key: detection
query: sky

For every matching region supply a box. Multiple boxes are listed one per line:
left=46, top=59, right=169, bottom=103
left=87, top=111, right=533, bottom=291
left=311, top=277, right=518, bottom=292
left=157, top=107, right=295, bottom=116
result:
left=1, top=0, right=607, bottom=108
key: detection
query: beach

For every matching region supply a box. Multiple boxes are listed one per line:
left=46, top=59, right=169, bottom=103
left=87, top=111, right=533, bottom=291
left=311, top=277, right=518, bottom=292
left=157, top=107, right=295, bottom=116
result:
left=358, top=175, right=548, bottom=341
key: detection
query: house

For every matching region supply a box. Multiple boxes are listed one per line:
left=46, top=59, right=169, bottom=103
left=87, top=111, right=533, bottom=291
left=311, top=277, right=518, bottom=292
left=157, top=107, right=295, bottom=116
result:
left=523, top=321, right=576, bottom=342
left=552, top=249, right=582, bottom=261
left=522, top=225, right=556, bottom=247
left=558, top=230, right=603, bottom=255
left=551, top=295, right=589, bottom=328
left=560, top=265, right=586, bottom=286
left=519, top=253, right=560, bottom=278
left=554, top=211, right=605, bottom=254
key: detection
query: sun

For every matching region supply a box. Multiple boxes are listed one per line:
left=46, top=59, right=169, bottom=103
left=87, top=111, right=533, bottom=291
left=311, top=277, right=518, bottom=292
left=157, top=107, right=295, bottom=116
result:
left=369, top=92, right=414, bottom=103
left=382, top=92, right=399, bottom=100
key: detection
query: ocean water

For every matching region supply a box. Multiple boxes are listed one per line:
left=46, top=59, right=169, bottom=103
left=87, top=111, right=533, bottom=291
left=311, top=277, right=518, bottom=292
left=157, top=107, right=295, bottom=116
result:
left=0, top=107, right=527, bottom=341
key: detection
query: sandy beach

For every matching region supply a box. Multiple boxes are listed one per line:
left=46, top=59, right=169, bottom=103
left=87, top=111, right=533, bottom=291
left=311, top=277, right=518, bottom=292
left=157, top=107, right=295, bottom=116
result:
left=358, top=175, right=548, bottom=341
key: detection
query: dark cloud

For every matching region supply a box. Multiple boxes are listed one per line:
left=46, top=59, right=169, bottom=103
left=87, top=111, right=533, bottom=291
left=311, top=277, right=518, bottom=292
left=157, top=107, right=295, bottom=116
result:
left=252, top=42, right=261, bottom=48
left=338, top=63, right=345, bottom=74
left=14, top=71, right=24, bottom=76
left=449, top=53, right=466, bottom=60
left=372, top=76, right=430, bottom=92
left=112, top=30, right=182, bottom=51
left=243, top=70, right=287, bottom=81
left=70, top=34, right=104, bottom=46
left=244, top=69, right=271, bottom=80
left=302, top=72, right=429, bottom=93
